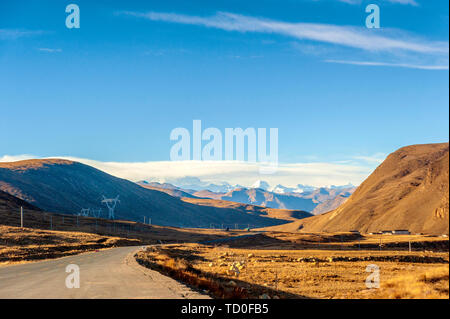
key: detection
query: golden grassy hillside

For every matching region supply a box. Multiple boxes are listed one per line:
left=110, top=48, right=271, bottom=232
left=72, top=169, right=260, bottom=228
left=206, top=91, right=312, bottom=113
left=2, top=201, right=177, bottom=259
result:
left=265, top=143, right=449, bottom=235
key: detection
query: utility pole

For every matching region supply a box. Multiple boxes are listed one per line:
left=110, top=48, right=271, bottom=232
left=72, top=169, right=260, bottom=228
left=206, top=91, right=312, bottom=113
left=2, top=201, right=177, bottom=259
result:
left=20, top=206, right=23, bottom=228
left=144, top=216, right=146, bottom=224
left=275, top=269, right=278, bottom=290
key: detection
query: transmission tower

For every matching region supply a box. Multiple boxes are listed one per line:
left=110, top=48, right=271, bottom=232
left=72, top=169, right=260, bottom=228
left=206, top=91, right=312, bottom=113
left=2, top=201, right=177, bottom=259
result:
left=91, top=208, right=102, bottom=218
left=101, top=195, right=120, bottom=220
left=80, top=208, right=90, bottom=217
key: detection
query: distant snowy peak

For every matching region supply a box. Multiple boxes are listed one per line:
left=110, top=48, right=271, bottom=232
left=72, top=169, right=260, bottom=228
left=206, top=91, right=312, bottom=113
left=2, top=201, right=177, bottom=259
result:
left=170, top=177, right=235, bottom=193
left=268, top=184, right=318, bottom=194
left=139, top=177, right=353, bottom=195
left=328, top=183, right=355, bottom=190
left=295, top=184, right=318, bottom=193
left=251, top=180, right=271, bottom=190
left=139, top=177, right=241, bottom=193
left=270, top=184, right=294, bottom=194
left=270, top=184, right=287, bottom=194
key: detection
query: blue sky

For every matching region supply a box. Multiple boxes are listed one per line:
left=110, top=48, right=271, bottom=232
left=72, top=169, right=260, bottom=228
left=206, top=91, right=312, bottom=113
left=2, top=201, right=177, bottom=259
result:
left=0, top=0, right=448, bottom=187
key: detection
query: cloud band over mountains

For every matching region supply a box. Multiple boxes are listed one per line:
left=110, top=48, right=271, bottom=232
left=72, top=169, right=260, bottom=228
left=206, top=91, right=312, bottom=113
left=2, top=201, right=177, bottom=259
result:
left=0, top=155, right=382, bottom=188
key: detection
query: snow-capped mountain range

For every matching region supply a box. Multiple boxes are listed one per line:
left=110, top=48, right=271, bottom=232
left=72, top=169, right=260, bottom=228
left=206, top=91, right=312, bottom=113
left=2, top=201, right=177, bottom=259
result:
left=140, top=176, right=240, bottom=193
left=252, top=181, right=318, bottom=194
left=140, top=177, right=354, bottom=195
left=138, top=177, right=356, bottom=215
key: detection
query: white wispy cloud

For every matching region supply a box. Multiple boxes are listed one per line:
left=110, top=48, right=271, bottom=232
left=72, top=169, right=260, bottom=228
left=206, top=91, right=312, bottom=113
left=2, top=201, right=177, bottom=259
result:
left=117, top=10, right=447, bottom=70
left=0, top=154, right=36, bottom=162
left=325, top=59, right=449, bottom=70
left=385, top=0, right=418, bottom=6
left=336, top=0, right=418, bottom=5
left=0, top=29, right=44, bottom=40
left=38, top=48, right=62, bottom=53
left=118, top=11, right=447, bottom=55
left=0, top=155, right=380, bottom=188
left=336, top=0, right=361, bottom=4
left=352, top=153, right=387, bottom=164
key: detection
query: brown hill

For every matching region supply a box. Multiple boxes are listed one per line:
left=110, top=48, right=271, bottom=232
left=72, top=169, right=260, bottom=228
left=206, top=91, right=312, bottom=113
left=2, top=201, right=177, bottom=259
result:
left=138, top=181, right=354, bottom=214
left=0, top=159, right=291, bottom=228
left=181, top=197, right=313, bottom=221
left=193, top=190, right=224, bottom=200
left=138, top=183, right=196, bottom=199
left=198, top=187, right=318, bottom=211
left=192, top=186, right=355, bottom=213
left=0, top=190, right=41, bottom=212
left=264, top=143, right=449, bottom=235
left=311, top=193, right=352, bottom=215
left=138, top=184, right=313, bottom=221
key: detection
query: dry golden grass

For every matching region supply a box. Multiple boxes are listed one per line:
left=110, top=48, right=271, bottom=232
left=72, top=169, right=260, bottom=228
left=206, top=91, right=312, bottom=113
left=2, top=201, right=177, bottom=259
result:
left=0, top=209, right=258, bottom=265
left=0, top=225, right=140, bottom=265
left=1, top=207, right=255, bottom=247
left=212, top=231, right=449, bottom=252
left=136, top=233, right=449, bottom=299
left=136, top=246, right=250, bottom=299
left=373, top=266, right=449, bottom=299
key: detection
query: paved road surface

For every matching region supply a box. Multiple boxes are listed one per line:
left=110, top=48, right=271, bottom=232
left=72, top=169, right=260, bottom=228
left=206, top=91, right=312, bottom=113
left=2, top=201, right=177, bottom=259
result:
left=0, top=246, right=208, bottom=299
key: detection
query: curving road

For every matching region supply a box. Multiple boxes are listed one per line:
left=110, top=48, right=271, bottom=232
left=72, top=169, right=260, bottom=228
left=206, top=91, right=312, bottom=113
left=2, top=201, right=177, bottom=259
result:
left=0, top=246, right=209, bottom=299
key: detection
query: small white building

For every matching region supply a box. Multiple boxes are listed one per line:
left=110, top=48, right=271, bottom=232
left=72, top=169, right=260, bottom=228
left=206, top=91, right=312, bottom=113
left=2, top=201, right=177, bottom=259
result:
left=392, top=230, right=410, bottom=235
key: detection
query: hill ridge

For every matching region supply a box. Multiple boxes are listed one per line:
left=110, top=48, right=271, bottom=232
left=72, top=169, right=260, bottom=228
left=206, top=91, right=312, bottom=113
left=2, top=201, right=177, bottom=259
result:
left=263, top=142, right=449, bottom=235
left=0, top=159, right=299, bottom=228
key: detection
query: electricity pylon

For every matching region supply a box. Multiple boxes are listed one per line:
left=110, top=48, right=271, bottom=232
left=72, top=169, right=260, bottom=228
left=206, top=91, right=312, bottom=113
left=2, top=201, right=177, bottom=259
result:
left=101, top=195, right=120, bottom=220
left=91, top=208, right=102, bottom=218
left=80, top=208, right=90, bottom=217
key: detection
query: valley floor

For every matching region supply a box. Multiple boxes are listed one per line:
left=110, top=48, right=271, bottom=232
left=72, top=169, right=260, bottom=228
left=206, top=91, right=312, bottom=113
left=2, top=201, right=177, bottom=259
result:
left=135, top=232, right=449, bottom=299
left=1, top=222, right=448, bottom=299
left=0, top=223, right=253, bottom=266
left=0, top=225, right=140, bottom=266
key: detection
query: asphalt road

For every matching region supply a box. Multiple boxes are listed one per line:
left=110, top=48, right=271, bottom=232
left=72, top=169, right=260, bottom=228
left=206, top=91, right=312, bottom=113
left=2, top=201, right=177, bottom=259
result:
left=0, top=246, right=208, bottom=299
